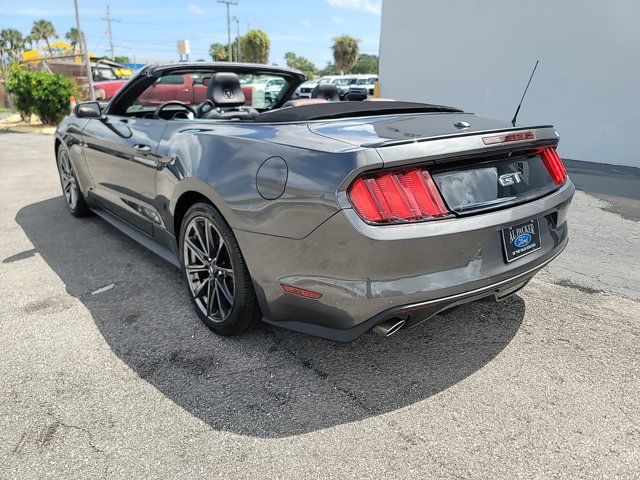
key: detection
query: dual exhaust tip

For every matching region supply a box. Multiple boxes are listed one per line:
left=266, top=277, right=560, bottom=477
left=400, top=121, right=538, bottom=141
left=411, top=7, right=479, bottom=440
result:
left=373, top=317, right=406, bottom=337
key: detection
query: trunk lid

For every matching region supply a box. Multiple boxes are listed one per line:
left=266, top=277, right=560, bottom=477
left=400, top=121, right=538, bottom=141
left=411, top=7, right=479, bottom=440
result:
left=318, top=113, right=563, bottom=216
left=309, top=112, right=514, bottom=147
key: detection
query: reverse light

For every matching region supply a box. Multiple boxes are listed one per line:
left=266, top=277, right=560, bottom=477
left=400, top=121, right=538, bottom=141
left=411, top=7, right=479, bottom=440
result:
left=538, top=146, right=568, bottom=185
left=347, top=168, right=450, bottom=224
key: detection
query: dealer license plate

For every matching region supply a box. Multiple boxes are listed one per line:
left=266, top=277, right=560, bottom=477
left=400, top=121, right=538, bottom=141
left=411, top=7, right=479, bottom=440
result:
left=501, top=218, right=541, bottom=263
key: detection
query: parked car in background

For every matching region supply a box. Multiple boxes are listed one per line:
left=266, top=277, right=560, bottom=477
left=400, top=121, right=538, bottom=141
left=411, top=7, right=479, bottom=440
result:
left=355, top=75, right=378, bottom=96
left=294, top=75, right=341, bottom=98
left=242, top=76, right=286, bottom=108
left=92, top=60, right=134, bottom=100
left=333, top=76, right=359, bottom=99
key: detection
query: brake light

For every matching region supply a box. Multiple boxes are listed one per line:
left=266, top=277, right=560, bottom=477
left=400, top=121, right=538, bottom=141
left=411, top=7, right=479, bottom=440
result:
left=482, top=130, right=535, bottom=145
left=347, top=168, right=450, bottom=224
left=538, top=146, right=567, bottom=185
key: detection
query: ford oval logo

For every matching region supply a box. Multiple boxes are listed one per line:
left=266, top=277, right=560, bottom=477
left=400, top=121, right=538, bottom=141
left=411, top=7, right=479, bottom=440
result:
left=514, top=233, right=532, bottom=248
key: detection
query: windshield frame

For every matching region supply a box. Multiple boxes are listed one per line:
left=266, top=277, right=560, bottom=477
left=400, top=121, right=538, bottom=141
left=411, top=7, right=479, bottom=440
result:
left=106, top=63, right=306, bottom=116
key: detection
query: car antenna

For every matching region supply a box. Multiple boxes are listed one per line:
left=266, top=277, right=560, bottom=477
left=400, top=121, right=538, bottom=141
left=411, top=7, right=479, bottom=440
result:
left=511, top=60, right=539, bottom=127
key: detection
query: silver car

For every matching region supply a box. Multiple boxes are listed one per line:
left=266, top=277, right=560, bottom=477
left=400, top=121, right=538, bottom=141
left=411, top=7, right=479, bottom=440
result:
left=55, top=63, right=574, bottom=341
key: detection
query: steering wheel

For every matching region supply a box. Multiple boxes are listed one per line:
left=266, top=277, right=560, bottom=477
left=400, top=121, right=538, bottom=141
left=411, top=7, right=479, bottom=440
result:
left=153, top=101, right=195, bottom=120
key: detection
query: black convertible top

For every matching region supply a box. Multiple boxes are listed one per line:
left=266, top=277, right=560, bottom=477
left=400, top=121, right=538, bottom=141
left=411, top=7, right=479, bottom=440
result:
left=256, top=101, right=462, bottom=123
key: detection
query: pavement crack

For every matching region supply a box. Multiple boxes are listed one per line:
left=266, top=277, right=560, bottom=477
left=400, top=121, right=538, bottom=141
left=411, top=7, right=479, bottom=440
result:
left=268, top=332, right=374, bottom=415
left=45, top=412, right=110, bottom=478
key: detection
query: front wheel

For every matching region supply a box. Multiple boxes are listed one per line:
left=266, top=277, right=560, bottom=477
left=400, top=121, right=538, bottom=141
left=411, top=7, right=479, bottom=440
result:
left=57, top=146, right=90, bottom=217
left=179, top=202, right=260, bottom=336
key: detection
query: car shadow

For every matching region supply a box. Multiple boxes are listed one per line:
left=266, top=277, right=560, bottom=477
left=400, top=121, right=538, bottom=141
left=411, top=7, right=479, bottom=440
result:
left=14, top=196, right=526, bottom=438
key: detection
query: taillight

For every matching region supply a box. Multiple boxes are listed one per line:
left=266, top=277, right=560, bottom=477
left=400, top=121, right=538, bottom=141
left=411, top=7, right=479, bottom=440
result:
left=538, top=146, right=567, bottom=185
left=347, top=168, right=450, bottom=224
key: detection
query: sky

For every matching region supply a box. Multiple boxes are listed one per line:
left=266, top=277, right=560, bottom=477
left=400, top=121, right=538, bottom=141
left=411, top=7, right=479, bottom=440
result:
left=0, top=0, right=382, bottom=67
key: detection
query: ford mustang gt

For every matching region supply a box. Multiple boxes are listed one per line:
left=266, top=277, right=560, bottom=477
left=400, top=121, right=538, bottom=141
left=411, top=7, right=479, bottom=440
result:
left=55, top=62, right=574, bottom=341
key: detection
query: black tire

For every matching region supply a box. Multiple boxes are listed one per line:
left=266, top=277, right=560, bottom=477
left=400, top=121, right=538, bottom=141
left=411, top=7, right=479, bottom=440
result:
left=179, top=202, right=260, bottom=336
left=56, top=145, right=90, bottom=217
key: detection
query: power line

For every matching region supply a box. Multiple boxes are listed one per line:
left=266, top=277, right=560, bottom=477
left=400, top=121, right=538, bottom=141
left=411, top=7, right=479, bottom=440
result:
left=100, top=5, right=120, bottom=60
left=217, top=0, right=237, bottom=61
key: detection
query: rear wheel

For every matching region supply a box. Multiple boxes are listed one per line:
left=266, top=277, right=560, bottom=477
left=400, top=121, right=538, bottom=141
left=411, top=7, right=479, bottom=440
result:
left=57, top=146, right=90, bottom=217
left=179, top=202, right=260, bottom=336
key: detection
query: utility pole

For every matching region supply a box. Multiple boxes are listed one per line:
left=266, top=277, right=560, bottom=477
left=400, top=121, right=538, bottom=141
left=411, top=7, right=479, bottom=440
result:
left=73, top=0, right=95, bottom=100
left=101, top=5, right=120, bottom=60
left=233, top=16, right=241, bottom=62
left=217, top=0, right=237, bottom=62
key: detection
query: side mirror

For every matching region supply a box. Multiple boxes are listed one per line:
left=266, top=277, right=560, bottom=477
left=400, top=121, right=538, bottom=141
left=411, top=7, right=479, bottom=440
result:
left=75, top=101, right=102, bottom=118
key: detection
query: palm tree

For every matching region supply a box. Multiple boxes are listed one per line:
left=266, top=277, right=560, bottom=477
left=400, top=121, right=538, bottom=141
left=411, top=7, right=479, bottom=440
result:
left=31, top=19, right=58, bottom=54
left=0, top=29, right=25, bottom=61
left=332, top=35, right=360, bottom=75
left=25, top=33, right=38, bottom=50
left=65, top=27, right=81, bottom=53
left=240, top=30, right=270, bottom=64
left=209, top=43, right=228, bottom=62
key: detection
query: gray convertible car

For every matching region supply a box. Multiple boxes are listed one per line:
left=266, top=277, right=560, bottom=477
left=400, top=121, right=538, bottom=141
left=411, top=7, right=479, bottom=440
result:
left=55, top=62, right=574, bottom=341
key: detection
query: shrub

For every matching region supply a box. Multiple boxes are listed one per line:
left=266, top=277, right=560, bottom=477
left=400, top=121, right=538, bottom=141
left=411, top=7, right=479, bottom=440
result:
left=5, top=65, right=77, bottom=125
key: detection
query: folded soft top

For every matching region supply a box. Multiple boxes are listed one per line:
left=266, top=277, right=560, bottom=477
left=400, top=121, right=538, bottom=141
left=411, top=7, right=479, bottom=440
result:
left=256, top=101, right=463, bottom=123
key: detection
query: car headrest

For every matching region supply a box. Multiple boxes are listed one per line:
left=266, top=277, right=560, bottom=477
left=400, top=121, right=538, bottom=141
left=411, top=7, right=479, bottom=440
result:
left=311, top=83, right=339, bottom=101
left=207, top=72, right=245, bottom=107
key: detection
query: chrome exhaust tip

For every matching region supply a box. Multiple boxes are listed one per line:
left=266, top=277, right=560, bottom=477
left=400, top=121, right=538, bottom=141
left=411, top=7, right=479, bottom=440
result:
left=373, top=318, right=406, bottom=337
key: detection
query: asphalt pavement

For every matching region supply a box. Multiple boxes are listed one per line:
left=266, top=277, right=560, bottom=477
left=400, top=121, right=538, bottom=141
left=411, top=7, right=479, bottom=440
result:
left=0, top=131, right=638, bottom=479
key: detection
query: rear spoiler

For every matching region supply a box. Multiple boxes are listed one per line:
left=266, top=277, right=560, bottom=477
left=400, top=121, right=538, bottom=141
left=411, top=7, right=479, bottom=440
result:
left=364, top=125, right=555, bottom=148
left=372, top=126, right=559, bottom=166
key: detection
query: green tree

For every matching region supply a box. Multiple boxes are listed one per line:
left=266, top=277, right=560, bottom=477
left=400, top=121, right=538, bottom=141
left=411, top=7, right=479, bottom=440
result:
left=332, top=35, right=359, bottom=74
left=0, top=29, right=25, bottom=63
left=352, top=53, right=378, bottom=74
left=65, top=27, right=81, bottom=52
left=25, top=33, right=38, bottom=50
left=31, top=19, right=58, bottom=53
left=5, top=64, right=77, bottom=125
left=114, top=55, right=130, bottom=64
left=209, top=42, right=228, bottom=61
left=317, top=62, right=340, bottom=76
left=240, top=29, right=270, bottom=64
left=284, top=51, right=316, bottom=79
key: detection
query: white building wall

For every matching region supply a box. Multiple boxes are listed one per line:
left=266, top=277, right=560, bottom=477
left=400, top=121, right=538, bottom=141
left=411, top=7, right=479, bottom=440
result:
left=379, top=0, right=640, bottom=167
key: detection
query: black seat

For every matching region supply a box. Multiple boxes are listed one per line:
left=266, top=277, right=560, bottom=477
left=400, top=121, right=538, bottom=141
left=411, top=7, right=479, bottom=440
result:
left=200, top=72, right=258, bottom=120
left=311, top=83, right=340, bottom=102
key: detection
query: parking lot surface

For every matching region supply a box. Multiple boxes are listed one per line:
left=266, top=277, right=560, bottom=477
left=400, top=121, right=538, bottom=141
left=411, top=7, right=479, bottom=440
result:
left=1, top=131, right=639, bottom=479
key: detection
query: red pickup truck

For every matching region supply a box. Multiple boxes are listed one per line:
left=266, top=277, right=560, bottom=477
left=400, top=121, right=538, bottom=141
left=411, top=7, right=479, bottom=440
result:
left=94, top=73, right=253, bottom=106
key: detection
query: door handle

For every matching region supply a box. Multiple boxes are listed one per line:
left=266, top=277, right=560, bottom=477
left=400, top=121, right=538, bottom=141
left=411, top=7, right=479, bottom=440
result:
left=133, top=144, right=152, bottom=152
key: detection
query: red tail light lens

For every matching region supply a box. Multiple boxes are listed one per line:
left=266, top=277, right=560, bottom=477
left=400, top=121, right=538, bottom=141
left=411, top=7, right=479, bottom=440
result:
left=348, top=168, right=450, bottom=224
left=538, top=146, right=567, bottom=185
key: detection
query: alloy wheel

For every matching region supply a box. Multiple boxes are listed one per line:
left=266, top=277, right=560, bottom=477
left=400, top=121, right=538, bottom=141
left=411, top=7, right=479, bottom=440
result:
left=58, top=150, right=78, bottom=210
left=183, top=216, right=235, bottom=323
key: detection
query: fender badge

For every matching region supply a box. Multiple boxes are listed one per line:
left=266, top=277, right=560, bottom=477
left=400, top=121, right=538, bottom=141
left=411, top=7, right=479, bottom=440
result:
left=454, top=121, right=470, bottom=129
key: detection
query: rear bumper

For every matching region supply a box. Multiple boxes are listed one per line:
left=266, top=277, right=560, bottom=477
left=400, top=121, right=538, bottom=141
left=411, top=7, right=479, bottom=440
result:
left=236, top=180, right=575, bottom=341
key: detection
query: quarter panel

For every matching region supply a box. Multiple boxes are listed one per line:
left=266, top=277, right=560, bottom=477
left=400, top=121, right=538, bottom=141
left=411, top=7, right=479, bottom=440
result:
left=157, top=121, right=379, bottom=239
